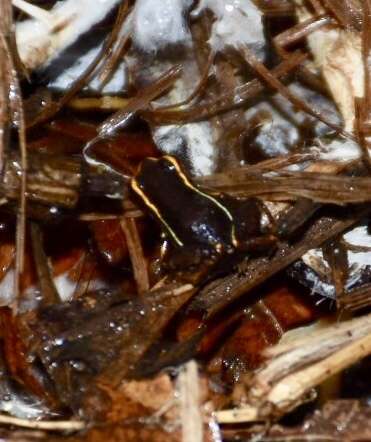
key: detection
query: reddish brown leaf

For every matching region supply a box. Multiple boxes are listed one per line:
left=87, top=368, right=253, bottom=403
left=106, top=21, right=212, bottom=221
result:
left=91, top=219, right=128, bottom=265
left=0, top=242, right=14, bottom=280
left=97, top=374, right=175, bottom=423
left=0, top=308, right=50, bottom=400
left=220, top=284, right=318, bottom=382
left=49, top=119, right=159, bottom=175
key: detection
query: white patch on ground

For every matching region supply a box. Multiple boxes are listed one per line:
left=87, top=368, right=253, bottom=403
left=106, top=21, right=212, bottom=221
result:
left=275, top=83, right=342, bottom=135
left=154, top=122, right=216, bottom=176
left=344, top=226, right=371, bottom=269
left=245, top=82, right=341, bottom=157
left=132, top=0, right=193, bottom=52
left=0, top=269, right=16, bottom=307
left=192, top=0, right=264, bottom=54
left=302, top=224, right=371, bottom=296
left=16, top=0, right=122, bottom=70
left=53, top=273, right=78, bottom=302
left=298, top=251, right=336, bottom=298
left=146, top=58, right=217, bottom=176
left=245, top=102, right=300, bottom=156
left=302, top=265, right=335, bottom=298
left=54, top=272, right=107, bottom=302
left=0, top=388, right=48, bottom=420
left=49, top=44, right=128, bottom=94
left=0, top=269, right=107, bottom=308
left=315, top=138, right=362, bottom=162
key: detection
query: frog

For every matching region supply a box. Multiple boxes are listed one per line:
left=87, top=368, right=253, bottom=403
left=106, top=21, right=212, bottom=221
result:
left=131, top=155, right=277, bottom=279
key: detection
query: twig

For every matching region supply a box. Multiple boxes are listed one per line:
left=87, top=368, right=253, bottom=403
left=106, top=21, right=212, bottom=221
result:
left=215, top=407, right=259, bottom=425
left=264, top=311, right=371, bottom=357
left=241, top=45, right=352, bottom=140
left=121, top=217, right=150, bottom=294
left=216, top=313, right=371, bottom=424
left=0, top=414, right=85, bottom=431
left=178, top=361, right=203, bottom=442
left=337, top=283, right=371, bottom=311
left=12, top=0, right=52, bottom=26
left=265, top=332, right=371, bottom=412
left=217, top=331, right=371, bottom=423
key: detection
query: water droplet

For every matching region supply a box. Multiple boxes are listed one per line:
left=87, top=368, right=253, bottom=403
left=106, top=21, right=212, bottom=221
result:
left=53, top=338, right=64, bottom=346
left=70, top=360, right=87, bottom=372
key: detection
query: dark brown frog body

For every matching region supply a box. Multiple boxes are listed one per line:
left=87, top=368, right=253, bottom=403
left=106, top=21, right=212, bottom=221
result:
left=131, top=156, right=276, bottom=276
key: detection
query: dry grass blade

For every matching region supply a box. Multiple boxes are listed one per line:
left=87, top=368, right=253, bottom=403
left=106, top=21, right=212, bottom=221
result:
left=27, top=1, right=130, bottom=128
left=266, top=315, right=371, bottom=357
left=83, top=65, right=182, bottom=171
left=200, top=171, right=371, bottom=204
left=144, top=52, right=306, bottom=124
left=30, top=222, right=60, bottom=306
left=120, top=217, right=150, bottom=294
left=323, top=0, right=362, bottom=30
left=274, top=14, right=332, bottom=51
left=198, top=160, right=349, bottom=187
left=1, top=1, right=27, bottom=314
left=97, top=2, right=132, bottom=89
left=240, top=45, right=351, bottom=139
left=196, top=153, right=315, bottom=185
left=295, top=0, right=363, bottom=131
left=273, top=14, right=334, bottom=94
left=159, top=52, right=215, bottom=111
left=97, top=65, right=182, bottom=139
left=241, top=153, right=316, bottom=173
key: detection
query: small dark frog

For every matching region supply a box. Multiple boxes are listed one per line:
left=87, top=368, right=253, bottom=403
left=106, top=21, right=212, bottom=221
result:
left=131, top=156, right=276, bottom=276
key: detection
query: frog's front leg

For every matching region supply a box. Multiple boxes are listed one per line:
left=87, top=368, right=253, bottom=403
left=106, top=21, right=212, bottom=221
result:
left=161, top=244, right=219, bottom=283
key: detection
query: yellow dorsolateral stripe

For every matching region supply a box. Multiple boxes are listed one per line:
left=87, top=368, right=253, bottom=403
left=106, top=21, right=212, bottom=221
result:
left=131, top=156, right=238, bottom=249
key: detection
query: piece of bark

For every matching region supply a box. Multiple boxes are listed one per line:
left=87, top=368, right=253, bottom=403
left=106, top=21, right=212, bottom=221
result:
left=22, top=284, right=194, bottom=415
